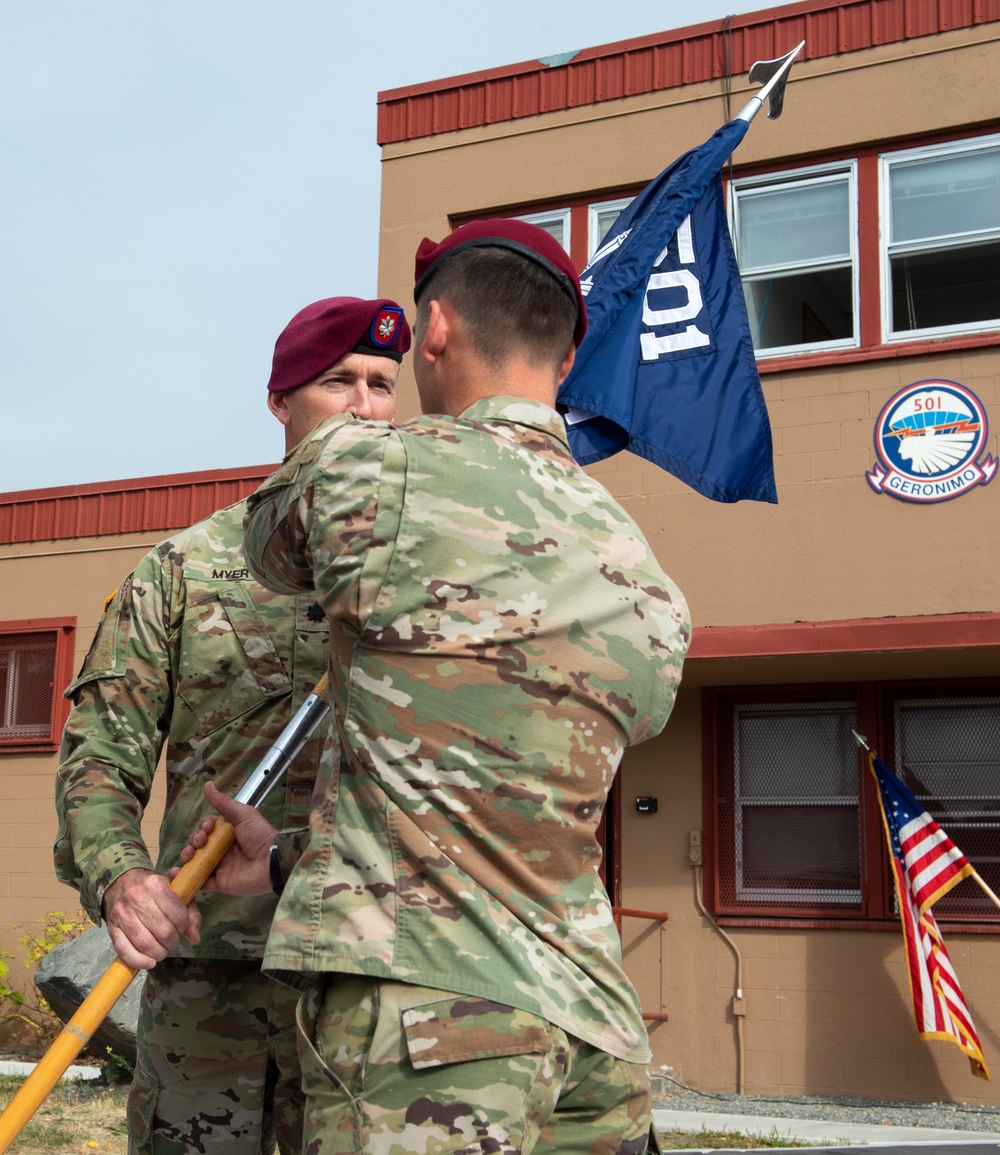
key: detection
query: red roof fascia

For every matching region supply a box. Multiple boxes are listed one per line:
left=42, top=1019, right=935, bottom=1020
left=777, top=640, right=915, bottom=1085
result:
left=0, top=464, right=278, bottom=546
left=376, top=0, right=1000, bottom=144
left=686, top=613, right=1000, bottom=660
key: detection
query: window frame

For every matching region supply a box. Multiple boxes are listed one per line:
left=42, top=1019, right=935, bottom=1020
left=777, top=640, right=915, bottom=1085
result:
left=456, top=127, right=1000, bottom=372
left=587, top=197, right=634, bottom=262
left=728, top=159, right=860, bottom=359
left=0, top=618, right=76, bottom=754
left=879, top=132, right=1000, bottom=345
left=731, top=695, right=864, bottom=908
left=703, top=678, right=1000, bottom=931
left=455, top=187, right=644, bottom=276
left=513, top=207, right=572, bottom=255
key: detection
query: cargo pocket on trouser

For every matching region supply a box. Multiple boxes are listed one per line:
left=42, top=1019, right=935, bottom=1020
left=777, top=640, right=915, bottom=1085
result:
left=373, top=987, right=567, bottom=1155
left=125, top=1063, right=159, bottom=1155
left=295, top=976, right=380, bottom=1155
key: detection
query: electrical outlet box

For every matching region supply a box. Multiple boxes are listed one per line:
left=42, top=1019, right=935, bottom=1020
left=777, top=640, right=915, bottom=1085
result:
left=688, top=829, right=703, bottom=865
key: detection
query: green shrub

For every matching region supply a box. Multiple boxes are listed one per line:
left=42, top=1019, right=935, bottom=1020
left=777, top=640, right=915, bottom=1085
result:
left=0, top=910, right=91, bottom=1049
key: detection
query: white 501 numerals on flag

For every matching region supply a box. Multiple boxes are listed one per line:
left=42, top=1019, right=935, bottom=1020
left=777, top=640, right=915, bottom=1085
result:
left=640, top=217, right=712, bottom=360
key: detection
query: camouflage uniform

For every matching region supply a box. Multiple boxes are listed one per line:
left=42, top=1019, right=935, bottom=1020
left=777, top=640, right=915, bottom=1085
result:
left=243, top=399, right=691, bottom=1155
left=55, top=499, right=330, bottom=1155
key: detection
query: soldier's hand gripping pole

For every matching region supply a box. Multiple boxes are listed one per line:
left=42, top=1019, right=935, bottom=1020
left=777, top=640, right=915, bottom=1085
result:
left=0, top=674, right=330, bottom=1154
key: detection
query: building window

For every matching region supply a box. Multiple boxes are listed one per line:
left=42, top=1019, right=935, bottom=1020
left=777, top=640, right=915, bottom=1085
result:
left=469, top=193, right=643, bottom=273
left=0, top=620, right=75, bottom=752
left=889, top=689, right=1000, bottom=917
left=706, top=680, right=1000, bottom=926
left=882, top=135, right=1000, bottom=341
left=513, top=208, right=571, bottom=254
left=729, top=163, right=858, bottom=357
left=731, top=698, right=861, bottom=907
left=588, top=197, right=633, bottom=260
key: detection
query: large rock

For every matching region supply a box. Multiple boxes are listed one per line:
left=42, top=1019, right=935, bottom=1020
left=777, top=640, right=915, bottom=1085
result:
left=34, top=926, right=140, bottom=1065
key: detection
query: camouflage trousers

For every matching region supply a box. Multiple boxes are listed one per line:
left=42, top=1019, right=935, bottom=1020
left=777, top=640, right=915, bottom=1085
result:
left=295, top=975, right=652, bottom=1155
left=127, top=958, right=303, bottom=1155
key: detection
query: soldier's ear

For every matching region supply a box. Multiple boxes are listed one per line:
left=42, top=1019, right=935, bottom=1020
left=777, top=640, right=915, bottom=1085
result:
left=267, top=390, right=292, bottom=427
left=418, top=299, right=449, bottom=365
left=557, top=343, right=576, bottom=387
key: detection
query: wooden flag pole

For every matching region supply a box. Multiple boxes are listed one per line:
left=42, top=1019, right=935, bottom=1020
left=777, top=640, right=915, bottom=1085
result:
left=0, top=674, right=330, bottom=1154
left=0, top=817, right=236, bottom=1153
left=968, top=868, right=1000, bottom=913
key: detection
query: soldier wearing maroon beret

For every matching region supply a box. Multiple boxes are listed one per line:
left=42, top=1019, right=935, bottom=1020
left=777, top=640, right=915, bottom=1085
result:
left=185, top=218, right=689, bottom=1155
left=55, top=297, right=409, bottom=1155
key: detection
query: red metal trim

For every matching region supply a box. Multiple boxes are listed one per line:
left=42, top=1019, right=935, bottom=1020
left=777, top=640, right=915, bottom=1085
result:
left=856, top=152, right=882, bottom=351
left=717, top=917, right=1000, bottom=933
left=615, top=907, right=670, bottom=1020
left=0, top=464, right=278, bottom=546
left=614, top=908, right=670, bottom=922
left=687, top=613, right=1000, bottom=661
left=0, top=617, right=75, bottom=631
left=701, top=689, right=721, bottom=915
left=601, top=773, right=623, bottom=910
left=0, top=464, right=277, bottom=504
left=377, top=0, right=1000, bottom=144
left=757, top=328, right=1000, bottom=375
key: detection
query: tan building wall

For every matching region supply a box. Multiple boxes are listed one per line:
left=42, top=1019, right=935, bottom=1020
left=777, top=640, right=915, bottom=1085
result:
left=0, top=0, right=996, bottom=1107
left=375, top=5, right=1000, bottom=1105
left=619, top=692, right=1000, bottom=1104
left=0, top=465, right=270, bottom=990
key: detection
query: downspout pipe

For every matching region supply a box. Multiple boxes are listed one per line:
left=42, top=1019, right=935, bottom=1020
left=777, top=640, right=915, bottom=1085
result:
left=692, top=863, right=746, bottom=1095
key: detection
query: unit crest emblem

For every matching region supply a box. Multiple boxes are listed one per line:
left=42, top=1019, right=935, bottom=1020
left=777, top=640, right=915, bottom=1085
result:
left=866, top=379, right=997, bottom=503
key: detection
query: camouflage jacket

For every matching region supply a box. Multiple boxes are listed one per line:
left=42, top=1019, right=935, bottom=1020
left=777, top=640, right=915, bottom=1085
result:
left=54, top=500, right=331, bottom=960
left=244, top=398, right=691, bottom=1062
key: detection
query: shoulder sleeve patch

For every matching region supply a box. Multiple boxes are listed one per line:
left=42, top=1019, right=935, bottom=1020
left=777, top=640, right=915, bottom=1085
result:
left=66, top=575, right=134, bottom=694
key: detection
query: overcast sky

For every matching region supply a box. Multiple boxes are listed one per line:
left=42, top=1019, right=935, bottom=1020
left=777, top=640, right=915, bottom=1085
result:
left=1, top=1, right=765, bottom=494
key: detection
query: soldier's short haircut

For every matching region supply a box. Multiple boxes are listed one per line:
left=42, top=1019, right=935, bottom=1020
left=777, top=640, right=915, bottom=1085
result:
left=416, top=246, right=577, bottom=371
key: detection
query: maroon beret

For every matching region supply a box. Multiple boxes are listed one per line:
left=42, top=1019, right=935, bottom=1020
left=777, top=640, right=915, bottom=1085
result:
left=267, top=297, right=411, bottom=394
left=413, top=218, right=587, bottom=348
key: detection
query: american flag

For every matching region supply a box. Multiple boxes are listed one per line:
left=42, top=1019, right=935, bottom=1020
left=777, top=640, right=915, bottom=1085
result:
left=870, top=752, right=989, bottom=1079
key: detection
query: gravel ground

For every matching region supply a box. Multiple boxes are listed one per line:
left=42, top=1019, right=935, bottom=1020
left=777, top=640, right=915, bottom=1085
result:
left=651, top=1076, right=1000, bottom=1134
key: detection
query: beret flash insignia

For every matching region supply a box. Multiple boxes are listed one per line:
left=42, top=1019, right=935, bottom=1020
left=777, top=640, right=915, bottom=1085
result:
left=371, top=305, right=403, bottom=347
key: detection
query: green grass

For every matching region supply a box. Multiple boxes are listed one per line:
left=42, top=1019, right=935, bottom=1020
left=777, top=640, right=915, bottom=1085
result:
left=657, top=1125, right=821, bottom=1148
left=0, top=1073, right=128, bottom=1154
left=1, top=1072, right=829, bottom=1154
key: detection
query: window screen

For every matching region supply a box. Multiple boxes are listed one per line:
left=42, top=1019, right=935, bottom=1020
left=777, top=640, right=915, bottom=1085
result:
left=893, top=694, right=1000, bottom=917
left=0, top=632, right=58, bottom=741
left=716, top=695, right=862, bottom=912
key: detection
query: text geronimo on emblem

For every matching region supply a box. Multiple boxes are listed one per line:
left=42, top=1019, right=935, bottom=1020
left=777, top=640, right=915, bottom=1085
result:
left=866, top=379, right=997, bottom=504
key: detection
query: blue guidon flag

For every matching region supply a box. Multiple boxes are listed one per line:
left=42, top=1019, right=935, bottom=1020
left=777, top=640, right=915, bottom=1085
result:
left=557, top=118, right=777, bottom=504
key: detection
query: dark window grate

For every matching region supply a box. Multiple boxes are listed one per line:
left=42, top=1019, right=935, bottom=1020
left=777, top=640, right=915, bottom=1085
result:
left=0, top=632, right=57, bottom=740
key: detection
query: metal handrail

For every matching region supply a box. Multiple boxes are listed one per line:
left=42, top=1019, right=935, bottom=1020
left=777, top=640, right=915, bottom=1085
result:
left=613, top=907, right=669, bottom=1021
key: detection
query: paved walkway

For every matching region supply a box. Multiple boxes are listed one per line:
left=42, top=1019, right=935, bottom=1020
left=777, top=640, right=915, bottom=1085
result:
left=0, top=1058, right=100, bottom=1081
left=653, top=1105, right=1000, bottom=1148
